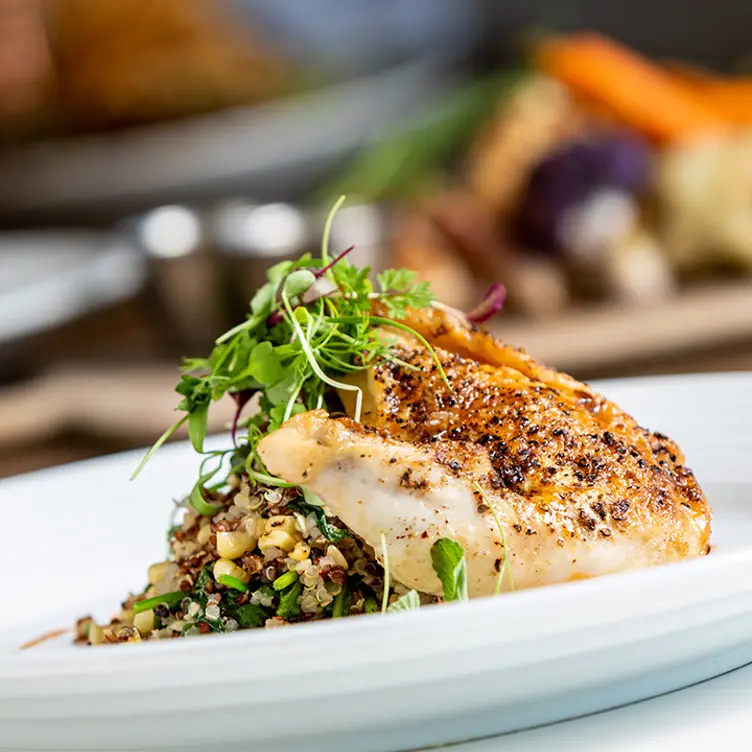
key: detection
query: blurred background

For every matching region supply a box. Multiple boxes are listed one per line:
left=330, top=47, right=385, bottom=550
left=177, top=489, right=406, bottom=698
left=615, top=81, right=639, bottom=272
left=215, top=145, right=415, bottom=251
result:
left=3, top=0, right=752, bottom=478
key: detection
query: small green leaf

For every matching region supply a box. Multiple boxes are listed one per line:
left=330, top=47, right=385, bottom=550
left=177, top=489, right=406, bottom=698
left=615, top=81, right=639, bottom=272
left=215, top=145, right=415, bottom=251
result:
left=267, top=259, right=296, bottom=285
left=283, top=269, right=316, bottom=299
left=302, top=488, right=325, bottom=507
left=363, top=596, right=380, bottom=614
left=133, top=591, right=184, bottom=614
left=276, top=579, right=303, bottom=620
left=265, top=373, right=298, bottom=406
left=387, top=590, right=420, bottom=612
left=272, top=570, right=299, bottom=592
left=188, top=403, right=209, bottom=453
left=233, top=603, right=270, bottom=628
left=248, top=342, right=284, bottom=385
left=217, top=575, right=249, bottom=593
left=288, top=500, right=351, bottom=542
left=430, top=538, right=468, bottom=602
left=268, top=402, right=305, bottom=431
left=250, top=282, right=276, bottom=316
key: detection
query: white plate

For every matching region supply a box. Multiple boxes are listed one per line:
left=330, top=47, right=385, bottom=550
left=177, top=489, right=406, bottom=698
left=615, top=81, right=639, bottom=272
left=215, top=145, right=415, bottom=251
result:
left=1, top=372, right=752, bottom=752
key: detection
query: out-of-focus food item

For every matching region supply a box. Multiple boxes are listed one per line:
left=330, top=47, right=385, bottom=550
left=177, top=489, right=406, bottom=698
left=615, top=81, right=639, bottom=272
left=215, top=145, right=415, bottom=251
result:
left=464, top=75, right=583, bottom=216
left=602, top=222, right=676, bottom=303
left=0, top=0, right=53, bottom=139
left=664, top=62, right=752, bottom=126
left=513, top=133, right=652, bottom=256
left=43, top=0, right=290, bottom=131
left=569, top=215, right=676, bottom=304
left=390, top=208, right=477, bottom=310
left=655, top=131, right=752, bottom=271
left=533, top=32, right=726, bottom=145
left=317, top=70, right=525, bottom=206
left=424, top=188, right=569, bottom=319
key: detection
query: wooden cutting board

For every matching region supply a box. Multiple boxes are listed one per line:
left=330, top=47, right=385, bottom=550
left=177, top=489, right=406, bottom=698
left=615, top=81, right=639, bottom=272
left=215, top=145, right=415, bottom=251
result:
left=491, top=279, right=752, bottom=375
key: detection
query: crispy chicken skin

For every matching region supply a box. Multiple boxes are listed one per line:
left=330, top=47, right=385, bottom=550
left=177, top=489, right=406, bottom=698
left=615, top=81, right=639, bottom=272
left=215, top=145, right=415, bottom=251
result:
left=258, top=307, right=711, bottom=597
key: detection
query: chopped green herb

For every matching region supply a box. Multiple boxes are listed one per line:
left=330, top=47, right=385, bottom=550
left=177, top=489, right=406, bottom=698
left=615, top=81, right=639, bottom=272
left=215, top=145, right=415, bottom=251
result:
left=276, top=579, right=303, bottom=620
left=430, top=538, right=468, bottom=602
left=217, top=575, right=249, bottom=593
left=133, top=591, right=184, bottom=614
left=288, top=499, right=351, bottom=542
left=232, top=603, right=271, bottom=629
left=272, top=570, right=299, bottom=591
left=387, top=590, right=420, bottom=612
left=363, top=596, right=380, bottom=614
left=332, top=583, right=352, bottom=618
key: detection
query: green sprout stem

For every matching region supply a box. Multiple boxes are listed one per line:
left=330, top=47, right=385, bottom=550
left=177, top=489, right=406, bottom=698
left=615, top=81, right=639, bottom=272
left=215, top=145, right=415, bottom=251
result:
left=380, top=532, right=391, bottom=614
left=473, top=481, right=514, bottom=594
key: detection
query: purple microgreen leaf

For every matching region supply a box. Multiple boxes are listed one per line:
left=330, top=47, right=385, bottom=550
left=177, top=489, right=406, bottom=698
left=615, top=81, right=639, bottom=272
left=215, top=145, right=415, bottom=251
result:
left=314, top=244, right=355, bottom=279
left=466, top=283, right=506, bottom=324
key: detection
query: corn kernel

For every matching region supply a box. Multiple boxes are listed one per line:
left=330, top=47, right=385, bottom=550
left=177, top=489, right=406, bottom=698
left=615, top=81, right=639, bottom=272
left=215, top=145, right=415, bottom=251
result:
left=88, top=623, right=104, bottom=646
left=289, top=541, right=311, bottom=562
left=133, top=609, right=155, bottom=637
left=216, top=530, right=255, bottom=559
left=265, top=515, right=297, bottom=535
left=259, top=529, right=297, bottom=553
left=213, top=558, right=251, bottom=584
left=148, top=561, right=169, bottom=585
left=326, top=545, right=348, bottom=570
left=196, top=524, right=212, bottom=546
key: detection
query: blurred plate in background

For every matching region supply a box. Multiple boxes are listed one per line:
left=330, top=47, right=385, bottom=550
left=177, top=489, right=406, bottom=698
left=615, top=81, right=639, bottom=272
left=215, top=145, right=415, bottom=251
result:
left=0, top=231, right=146, bottom=345
left=0, top=57, right=461, bottom=225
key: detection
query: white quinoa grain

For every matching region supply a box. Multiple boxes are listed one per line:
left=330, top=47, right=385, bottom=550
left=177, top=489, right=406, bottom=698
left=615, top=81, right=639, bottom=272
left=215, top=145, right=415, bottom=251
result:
left=205, top=604, right=221, bottom=622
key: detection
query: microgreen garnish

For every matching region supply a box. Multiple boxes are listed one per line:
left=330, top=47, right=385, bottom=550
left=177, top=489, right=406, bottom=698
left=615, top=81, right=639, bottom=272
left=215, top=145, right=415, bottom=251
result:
left=130, top=196, right=447, bottom=517
left=473, top=481, right=514, bottom=594
left=430, top=538, right=469, bottom=602
left=466, top=283, right=507, bottom=325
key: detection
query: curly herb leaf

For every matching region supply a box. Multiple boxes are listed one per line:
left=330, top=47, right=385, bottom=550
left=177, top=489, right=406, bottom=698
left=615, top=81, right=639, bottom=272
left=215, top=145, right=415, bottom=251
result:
left=430, top=538, right=468, bottom=602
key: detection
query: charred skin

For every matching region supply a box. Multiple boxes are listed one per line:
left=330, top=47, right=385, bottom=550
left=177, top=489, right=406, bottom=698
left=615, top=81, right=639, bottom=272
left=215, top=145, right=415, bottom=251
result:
left=258, top=307, right=711, bottom=598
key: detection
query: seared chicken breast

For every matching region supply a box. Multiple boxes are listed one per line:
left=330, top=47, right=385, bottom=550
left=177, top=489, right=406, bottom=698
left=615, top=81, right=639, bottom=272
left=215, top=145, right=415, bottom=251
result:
left=258, top=306, right=711, bottom=597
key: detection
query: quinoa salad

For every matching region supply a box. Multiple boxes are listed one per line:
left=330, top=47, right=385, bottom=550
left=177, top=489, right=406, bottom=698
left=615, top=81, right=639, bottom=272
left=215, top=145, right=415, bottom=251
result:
left=76, top=478, right=435, bottom=646
left=76, top=198, right=505, bottom=647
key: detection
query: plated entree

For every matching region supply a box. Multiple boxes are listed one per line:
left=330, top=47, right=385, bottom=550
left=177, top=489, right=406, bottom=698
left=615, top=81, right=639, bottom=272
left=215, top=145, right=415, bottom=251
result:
left=77, top=199, right=711, bottom=646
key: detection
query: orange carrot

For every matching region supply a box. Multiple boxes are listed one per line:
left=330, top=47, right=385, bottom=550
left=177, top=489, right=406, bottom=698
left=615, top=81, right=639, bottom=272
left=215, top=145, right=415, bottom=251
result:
left=668, top=76, right=752, bottom=125
left=533, top=33, right=727, bottom=144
